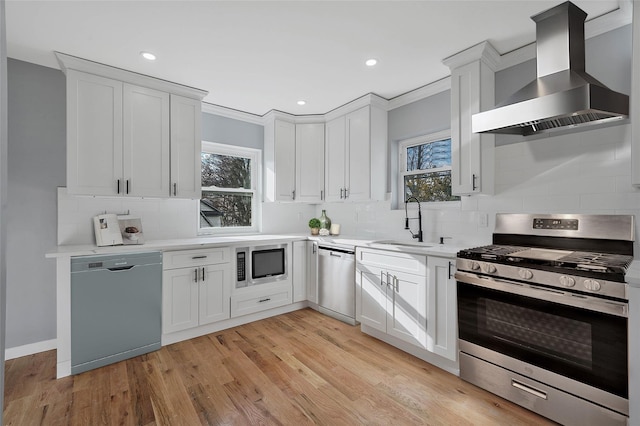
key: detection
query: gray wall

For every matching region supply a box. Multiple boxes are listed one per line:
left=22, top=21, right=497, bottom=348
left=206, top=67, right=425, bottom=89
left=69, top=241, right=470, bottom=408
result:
left=387, top=89, right=451, bottom=201
left=6, top=58, right=65, bottom=348
left=202, top=110, right=264, bottom=150
left=2, top=0, right=9, bottom=419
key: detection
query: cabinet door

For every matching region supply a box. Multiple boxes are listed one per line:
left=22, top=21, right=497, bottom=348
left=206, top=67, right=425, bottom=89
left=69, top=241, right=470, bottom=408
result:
left=450, top=62, right=481, bottom=195
left=295, top=123, right=325, bottom=202
left=199, top=264, right=231, bottom=325
left=274, top=120, right=296, bottom=201
left=123, top=84, right=170, bottom=197
left=386, top=270, right=427, bottom=348
left=427, top=257, right=457, bottom=361
left=358, top=267, right=387, bottom=332
left=325, top=115, right=346, bottom=202
left=67, top=70, right=123, bottom=196
left=345, top=106, right=370, bottom=201
left=292, top=241, right=307, bottom=303
left=163, top=268, right=199, bottom=334
left=170, top=94, right=202, bottom=199
left=306, top=242, right=318, bottom=304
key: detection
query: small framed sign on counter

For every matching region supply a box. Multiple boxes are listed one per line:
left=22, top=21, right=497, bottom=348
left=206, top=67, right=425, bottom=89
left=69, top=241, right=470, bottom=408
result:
left=117, top=216, right=144, bottom=245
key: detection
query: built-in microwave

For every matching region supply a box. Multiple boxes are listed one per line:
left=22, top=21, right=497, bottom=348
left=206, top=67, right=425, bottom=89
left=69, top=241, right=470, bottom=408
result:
left=235, top=244, right=288, bottom=288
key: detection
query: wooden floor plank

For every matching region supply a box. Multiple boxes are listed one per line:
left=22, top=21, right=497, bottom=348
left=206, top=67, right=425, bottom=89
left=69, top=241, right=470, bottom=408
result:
left=4, top=308, right=556, bottom=425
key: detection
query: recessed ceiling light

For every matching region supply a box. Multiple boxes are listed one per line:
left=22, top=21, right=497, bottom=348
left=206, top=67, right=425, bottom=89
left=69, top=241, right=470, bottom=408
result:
left=141, top=51, right=156, bottom=61
left=365, top=58, right=378, bottom=67
left=297, top=100, right=306, bottom=106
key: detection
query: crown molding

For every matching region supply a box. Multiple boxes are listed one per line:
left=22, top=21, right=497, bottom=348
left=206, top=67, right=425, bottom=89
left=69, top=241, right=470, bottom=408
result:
left=387, top=77, right=451, bottom=110
left=55, top=52, right=208, bottom=100
left=442, top=40, right=501, bottom=71
left=201, top=102, right=264, bottom=125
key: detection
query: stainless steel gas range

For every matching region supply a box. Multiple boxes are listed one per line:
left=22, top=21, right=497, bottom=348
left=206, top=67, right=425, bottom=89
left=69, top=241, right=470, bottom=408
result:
left=455, top=213, right=634, bottom=426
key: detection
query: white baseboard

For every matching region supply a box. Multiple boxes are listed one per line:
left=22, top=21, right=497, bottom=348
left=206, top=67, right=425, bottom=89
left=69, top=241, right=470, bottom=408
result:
left=5, top=339, right=57, bottom=360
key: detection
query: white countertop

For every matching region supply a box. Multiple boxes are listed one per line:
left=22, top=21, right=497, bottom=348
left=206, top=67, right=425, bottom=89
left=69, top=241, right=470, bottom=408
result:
left=46, top=234, right=462, bottom=259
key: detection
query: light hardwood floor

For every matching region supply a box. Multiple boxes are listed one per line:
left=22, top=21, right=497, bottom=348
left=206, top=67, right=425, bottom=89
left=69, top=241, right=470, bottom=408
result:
left=3, top=308, right=555, bottom=425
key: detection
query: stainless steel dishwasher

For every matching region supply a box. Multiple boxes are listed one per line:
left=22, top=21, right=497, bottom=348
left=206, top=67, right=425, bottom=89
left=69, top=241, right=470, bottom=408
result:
left=318, top=244, right=357, bottom=325
left=70, top=251, right=162, bottom=374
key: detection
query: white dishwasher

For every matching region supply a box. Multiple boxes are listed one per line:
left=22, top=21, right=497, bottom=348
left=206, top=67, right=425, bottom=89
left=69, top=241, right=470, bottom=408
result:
left=318, top=244, right=357, bottom=325
left=70, top=251, right=162, bottom=374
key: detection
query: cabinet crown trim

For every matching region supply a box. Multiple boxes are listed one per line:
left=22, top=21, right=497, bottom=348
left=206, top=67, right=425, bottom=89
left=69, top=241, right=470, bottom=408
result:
left=442, top=40, right=500, bottom=72
left=55, top=51, right=208, bottom=100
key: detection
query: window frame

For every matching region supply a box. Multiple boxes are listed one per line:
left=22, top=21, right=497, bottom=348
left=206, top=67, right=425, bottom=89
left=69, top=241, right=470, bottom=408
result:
left=198, top=141, right=262, bottom=235
left=398, top=130, right=459, bottom=206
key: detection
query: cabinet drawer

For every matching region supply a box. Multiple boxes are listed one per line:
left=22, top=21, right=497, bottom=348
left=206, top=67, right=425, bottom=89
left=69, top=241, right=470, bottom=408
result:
left=356, top=248, right=426, bottom=275
left=163, top=247, right=230, bottom=269
left=230, top=283, right=292, bottom=318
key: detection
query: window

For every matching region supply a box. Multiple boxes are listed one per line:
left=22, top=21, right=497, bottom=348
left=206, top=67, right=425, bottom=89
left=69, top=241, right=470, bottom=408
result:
left=200, top=141, right=261, bottom=233
left=399, top=131, right=460, bottom=203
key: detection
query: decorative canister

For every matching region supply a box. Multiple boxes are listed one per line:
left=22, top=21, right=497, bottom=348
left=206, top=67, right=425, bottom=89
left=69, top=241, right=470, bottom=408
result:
left=319, top=210, right=331, bottom=230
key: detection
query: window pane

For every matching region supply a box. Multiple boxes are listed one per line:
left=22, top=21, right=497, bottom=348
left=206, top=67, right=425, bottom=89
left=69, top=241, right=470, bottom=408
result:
left=406, top=138, right=452, bottom=171
left=200, top=191, right=252, bottom=228
left=201, top=153, right=251, bottom=189
left=404, top=170, right=460, bottom=202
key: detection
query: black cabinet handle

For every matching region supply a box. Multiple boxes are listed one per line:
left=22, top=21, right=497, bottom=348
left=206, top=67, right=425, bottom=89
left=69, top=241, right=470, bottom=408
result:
left=448, top=261, right=454, bottom=279
left=126, top=179, right=130, bottom=194
left=202, top=267, right=205, bottom=281
left=117, top=179, right=120, bottom=194
left=173, top=183, right=177, bottom=196
left=194, top=268, right=198, bottom=283
left=258, top=298, right=271, bottom=303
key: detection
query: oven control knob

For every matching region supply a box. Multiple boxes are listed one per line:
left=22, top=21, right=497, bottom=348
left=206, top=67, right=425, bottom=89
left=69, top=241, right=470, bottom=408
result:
left=584, top=279, right=601, bottom=292
left=482, top=263, right=497, bottom=274
left=468, top=261, right=480, bottom=271
left=559, top=275, right=576, bottom=287
left=518, top=268, right=533, bottom=280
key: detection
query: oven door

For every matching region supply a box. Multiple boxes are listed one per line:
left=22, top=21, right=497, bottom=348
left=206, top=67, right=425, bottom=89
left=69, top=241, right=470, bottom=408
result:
left=456, top=271, right=628, bottom=404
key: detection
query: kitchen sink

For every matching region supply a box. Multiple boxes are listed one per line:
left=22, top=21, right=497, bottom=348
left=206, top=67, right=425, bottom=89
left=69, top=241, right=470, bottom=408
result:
left=373, top=240, right=432, bottom=248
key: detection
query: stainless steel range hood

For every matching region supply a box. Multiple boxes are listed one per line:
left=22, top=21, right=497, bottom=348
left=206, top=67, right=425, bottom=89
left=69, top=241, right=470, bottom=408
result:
left=472, top=1, right=629, bottom=136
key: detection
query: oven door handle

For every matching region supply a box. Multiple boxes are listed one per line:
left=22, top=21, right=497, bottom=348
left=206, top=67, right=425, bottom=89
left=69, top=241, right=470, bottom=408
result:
left=455, top=271, right=628, bottom=318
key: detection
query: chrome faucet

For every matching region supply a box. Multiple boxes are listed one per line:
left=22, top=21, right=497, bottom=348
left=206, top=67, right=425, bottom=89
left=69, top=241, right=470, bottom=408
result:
left=404, top=196, right=423, bottom=243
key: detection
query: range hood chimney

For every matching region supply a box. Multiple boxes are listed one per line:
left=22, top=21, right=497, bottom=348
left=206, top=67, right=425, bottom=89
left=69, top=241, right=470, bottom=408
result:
left=472, top=1, right=629, bottom=136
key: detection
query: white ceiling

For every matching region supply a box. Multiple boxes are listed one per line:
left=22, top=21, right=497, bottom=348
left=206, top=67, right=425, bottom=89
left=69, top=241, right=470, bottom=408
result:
left=5, top=0, right=631, bottom=117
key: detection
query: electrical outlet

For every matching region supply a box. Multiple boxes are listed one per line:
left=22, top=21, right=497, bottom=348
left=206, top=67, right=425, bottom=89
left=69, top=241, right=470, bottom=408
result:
left=479, top=213, right=489, bottom=228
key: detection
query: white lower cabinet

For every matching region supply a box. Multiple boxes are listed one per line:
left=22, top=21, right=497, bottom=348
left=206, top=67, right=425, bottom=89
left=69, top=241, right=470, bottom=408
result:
left=162, top=248, right=231, bottom=334
left=307, top=241, right=318, bottom=304
left=357, top=248, right=427, bottom=349
left=292, top=241, right=307, bottom=303
left=356, top=248, right=458, bottom=362
left=427, top=256, right=457, bottom=362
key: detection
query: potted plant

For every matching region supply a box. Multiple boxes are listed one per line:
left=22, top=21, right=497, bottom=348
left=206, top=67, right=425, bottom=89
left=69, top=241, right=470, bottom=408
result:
left=308, top=218, right=321, bottom=235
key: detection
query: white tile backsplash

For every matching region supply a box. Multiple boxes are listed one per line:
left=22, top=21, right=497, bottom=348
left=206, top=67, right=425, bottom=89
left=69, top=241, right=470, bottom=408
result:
left=57, top=123, right=640, bottom=255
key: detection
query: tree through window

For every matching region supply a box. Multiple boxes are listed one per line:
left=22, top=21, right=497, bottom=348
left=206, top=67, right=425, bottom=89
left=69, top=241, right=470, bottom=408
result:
left=200, top=142, right=260, bottom=232
left=400, top=132, right=460, bottom=203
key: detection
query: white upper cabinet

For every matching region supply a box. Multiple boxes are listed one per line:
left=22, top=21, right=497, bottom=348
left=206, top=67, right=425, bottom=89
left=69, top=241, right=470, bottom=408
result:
left=325, top=101, right=387, bottom=202
left=264, top=116, right=325, bottom=203
left=57, top=53, right=207, bottom=198
left=444, top=41, right=498, bottom=196
left=66, top=70, right=124, bottom=196
left=295, top=123, right=325, bottom=202
left=325, top=115, right=347, bottom=202
left=275, top=120, right=296, bottom=201
left=123, top=84, right=170, bottom=198
left=170, top=95, right=203, bottom=199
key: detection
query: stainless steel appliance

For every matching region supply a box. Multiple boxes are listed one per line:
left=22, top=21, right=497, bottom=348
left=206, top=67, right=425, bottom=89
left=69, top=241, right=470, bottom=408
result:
left=318, top=244, right=357, bottom=325
left=71, top=251, right=162, bottom=375
left=472, top=1, right=629, bottom=136
left=235, top=244, right=288, bottom=288
left=456, top=214, right=633, bottom=426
